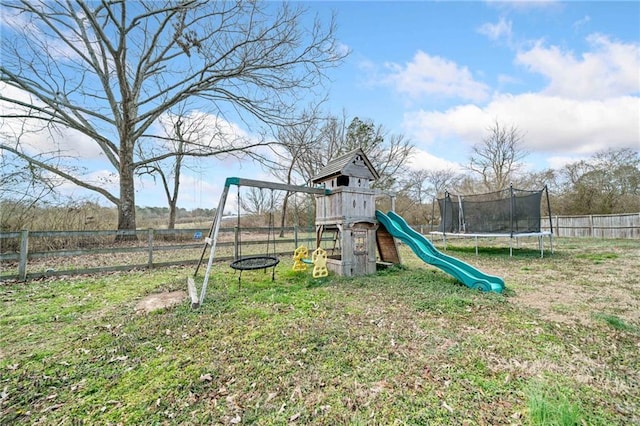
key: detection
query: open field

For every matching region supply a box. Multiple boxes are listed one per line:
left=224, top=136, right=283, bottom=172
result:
left=1, top=238, right=638, bottom=425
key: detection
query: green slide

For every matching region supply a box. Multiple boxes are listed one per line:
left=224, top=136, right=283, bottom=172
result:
left=376, top=211, right=505, bottom=293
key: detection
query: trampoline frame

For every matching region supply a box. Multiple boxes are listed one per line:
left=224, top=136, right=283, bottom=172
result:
left=429, top=231, right=554, bottom=258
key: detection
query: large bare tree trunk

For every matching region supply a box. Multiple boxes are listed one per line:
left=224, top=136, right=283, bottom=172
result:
left=167, top=153, right=181, bottom=231
left=118, top=143, right=137, bottom=237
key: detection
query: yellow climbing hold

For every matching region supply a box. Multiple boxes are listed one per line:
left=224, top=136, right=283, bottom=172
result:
left=292, top=245, right=309, bottom=272
left=311, top=247, right=328, bottom=278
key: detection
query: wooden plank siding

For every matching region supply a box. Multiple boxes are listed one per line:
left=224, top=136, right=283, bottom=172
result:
left=540, top=213, right=640, bottom=239
left=314, top=187, right=377, bottom=226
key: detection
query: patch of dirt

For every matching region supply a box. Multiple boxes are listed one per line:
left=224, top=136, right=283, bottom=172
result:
left=135, top=290, right=187, bottom=313
left=479, top=242, right=640, bottom=326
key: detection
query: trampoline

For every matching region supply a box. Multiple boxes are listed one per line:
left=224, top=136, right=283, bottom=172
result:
left=431, top=185, right=554, bottom=257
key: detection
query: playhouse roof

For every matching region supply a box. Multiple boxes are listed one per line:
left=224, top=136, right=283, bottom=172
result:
left=311, top=148, right=379, bottom=184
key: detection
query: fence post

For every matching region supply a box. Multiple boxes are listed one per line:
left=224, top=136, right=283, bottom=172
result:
left=18, top=229, right=29, bottom=281
left=147, top=229, right=154, bottom=268
left=294, top=225, right=298, bottom=248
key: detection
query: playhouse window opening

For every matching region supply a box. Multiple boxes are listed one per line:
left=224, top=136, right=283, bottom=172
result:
left=337, top=175, right=349, bottom=187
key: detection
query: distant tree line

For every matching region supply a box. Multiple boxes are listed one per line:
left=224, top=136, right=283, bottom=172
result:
left=395, top=143, right=639, bottom=226
left=2, top=115, right=639, bottom=232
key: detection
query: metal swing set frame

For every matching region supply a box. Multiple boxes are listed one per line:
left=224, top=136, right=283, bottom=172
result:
left=189, top=177, right=330, bottom=308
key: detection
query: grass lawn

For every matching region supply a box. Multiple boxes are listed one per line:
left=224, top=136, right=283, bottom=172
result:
left=1, top=237, right=638, bottom=425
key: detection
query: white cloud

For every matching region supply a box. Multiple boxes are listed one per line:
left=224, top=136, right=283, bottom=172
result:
left=403, top=93, right=640, bottom=156
left=1, top=84, right=105, bottom=159
left=333, top=42, right=351, bottom=61
left=402, top=32, right=640, bottom=168
left=408, top=149, right=465, bottom=172
left=382, top=50, right=490, bottom=103
left=572, top=15, right=591, bottom=31
left=0, top=7, right=38, bottom=37
left=55, top=169, right=118, bottom=200
left=154, top=109, right=257, bottom=156
left=1, top=6, right=85, bottom=62
left=516, top=34, right=640, bottom=100
left=497, top=73, right=521, bottom=87
left=545, top=155, right=588, bottom=170
left=477, top=17, right=513, bottom=41
left=174, top=172, right=222, bottom=209
left=403, top=104, right=488, bottom=145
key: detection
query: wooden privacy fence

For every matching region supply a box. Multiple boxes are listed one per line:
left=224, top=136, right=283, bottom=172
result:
left=0, top=226, right=322, bottom=282
left=541, top=213, right=640, bottom=238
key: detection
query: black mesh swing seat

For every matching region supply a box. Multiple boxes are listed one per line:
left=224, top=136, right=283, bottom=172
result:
left=230, top=187, right=281, bottom=285
left=230, top=256, right=280, bottom=271
left=230, top=255, right=280, bottom=284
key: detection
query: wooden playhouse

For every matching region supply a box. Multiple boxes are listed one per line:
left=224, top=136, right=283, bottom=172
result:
left=312, top=148, right=391, bottom=277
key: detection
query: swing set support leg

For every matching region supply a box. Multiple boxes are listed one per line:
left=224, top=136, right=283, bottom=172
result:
left=197, top=182, right=231, bottom=306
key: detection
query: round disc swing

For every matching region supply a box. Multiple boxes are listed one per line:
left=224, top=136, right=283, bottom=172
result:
left=229, top=186, right=280, bottom=285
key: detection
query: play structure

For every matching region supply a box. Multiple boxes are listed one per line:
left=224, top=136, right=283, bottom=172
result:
left=431, top=186, right=554, bottom=257
left=311, top=148, right=380, bottom=277
left=189, top=148, right=505, bottom=307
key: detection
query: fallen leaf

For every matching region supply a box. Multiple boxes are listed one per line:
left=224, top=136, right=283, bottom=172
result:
left=266, top=392, right=278, bottom=403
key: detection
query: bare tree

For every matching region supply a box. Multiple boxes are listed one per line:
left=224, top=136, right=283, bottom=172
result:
left=271, top=108, right=325, bottom=235
left=239, top=187, right=271, bottom=217
left=0, top=1, right=346, bottom=232
left=136, top=110, right=197, bottom=230
left=275, top=113, right=415, bottom=192
left=467, top=120, right=529, bottom=192
left=270, top=112, right=414, bottom=233
left=292, top=115, right=415, bottom=192
left=237, top=186, right=283, bottom=235
left=399, top=168, right=462, bottom=225
left=0, top=116, right=71, bottom=230
left=0, top=150, right=58, bottom=231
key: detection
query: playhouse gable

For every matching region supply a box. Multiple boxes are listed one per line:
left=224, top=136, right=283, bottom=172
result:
left=311, top=148, right=379, bottom=188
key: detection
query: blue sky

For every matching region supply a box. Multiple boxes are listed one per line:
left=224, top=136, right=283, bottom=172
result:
left=2, top=1, right=639, bottom=212
left=314, top=1, right=639, bottom=169
left=182, top=0, right=639, bottom=211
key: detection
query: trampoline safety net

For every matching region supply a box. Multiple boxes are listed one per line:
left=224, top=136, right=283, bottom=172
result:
left=437, top=187, right=545, bottom=234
